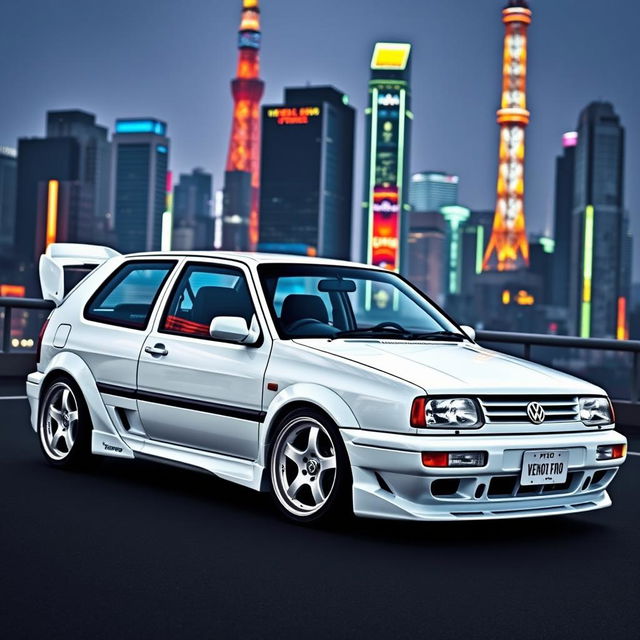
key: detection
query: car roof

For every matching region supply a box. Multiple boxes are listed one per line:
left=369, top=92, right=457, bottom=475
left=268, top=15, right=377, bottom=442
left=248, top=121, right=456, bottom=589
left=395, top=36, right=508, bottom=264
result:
left=124, top=250, right=380, bottom=270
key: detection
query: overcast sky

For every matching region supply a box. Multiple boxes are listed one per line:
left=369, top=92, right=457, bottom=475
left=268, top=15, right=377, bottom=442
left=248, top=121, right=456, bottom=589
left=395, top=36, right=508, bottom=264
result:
left=1, top=0, right=638, bottom=278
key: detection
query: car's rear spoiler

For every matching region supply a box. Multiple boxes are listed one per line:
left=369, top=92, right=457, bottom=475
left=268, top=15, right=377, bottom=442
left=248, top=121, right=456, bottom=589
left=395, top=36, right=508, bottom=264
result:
left=39, top=243, right=121, bottom=306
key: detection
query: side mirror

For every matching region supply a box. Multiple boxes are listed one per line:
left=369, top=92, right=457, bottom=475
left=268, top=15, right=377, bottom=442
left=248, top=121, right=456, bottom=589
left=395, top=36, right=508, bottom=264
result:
left=460, top=325, right=476, bottom=342
left=209, top=315, right=260, bottom=345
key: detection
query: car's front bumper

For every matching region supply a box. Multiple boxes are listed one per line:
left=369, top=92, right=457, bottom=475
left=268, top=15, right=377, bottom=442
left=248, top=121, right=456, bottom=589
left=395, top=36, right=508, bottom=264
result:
left=341, top=428, right=627, bottom=521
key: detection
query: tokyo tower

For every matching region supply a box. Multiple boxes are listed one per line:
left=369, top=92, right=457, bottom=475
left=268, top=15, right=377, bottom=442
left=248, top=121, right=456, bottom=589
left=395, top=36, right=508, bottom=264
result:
left=222, top=0, right=264, bottom=251
left=483, top=0, right=532, bottom=271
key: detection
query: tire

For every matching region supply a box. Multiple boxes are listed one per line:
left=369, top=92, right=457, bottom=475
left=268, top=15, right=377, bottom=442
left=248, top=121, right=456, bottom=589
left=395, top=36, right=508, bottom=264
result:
left=38, top=376, right=92, bottom=468
left=269, top=407, right=352, bottom=525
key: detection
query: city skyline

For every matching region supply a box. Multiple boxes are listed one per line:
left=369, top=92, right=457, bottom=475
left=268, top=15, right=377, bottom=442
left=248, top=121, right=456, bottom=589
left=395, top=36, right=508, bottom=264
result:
left=0, top=0, right=638, bottom=278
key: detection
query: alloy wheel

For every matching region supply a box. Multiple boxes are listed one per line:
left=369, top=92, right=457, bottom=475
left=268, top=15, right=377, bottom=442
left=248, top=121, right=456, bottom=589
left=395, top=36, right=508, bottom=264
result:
left=271, top=416, right=338, bottom=517
left=41, top=382, right=80, bottom=461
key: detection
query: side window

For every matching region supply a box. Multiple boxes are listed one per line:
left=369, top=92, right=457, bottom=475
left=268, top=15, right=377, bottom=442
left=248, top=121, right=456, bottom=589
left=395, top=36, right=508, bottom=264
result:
left=84, top=261, right=174, bottom=329
left=161, top=264, right=256, bottom=339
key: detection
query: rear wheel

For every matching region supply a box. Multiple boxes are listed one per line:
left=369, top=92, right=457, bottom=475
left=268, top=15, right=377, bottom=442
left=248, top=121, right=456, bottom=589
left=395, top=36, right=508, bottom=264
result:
left=270, top=408, right=352, bottom=524
left=39, top=378, right=92, bottom=467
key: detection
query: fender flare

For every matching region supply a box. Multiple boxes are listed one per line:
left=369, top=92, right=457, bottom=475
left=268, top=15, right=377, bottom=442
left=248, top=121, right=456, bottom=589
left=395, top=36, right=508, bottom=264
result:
left=40, top=352, right=134, bottom=458
left=257, top=383, right=360, bottom=475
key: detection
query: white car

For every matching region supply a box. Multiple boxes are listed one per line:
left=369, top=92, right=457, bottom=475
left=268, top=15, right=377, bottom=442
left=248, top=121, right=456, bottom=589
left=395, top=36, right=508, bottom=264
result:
left=27, top=243, right=627, bottom=523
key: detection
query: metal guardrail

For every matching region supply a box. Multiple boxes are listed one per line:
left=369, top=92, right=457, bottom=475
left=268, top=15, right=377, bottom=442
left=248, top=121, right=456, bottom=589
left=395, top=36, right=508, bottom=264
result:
left=0, top=297, right=54, bottom=353
left=0, top=298, right=638, bottom=409
left=476, top=330, right=640, bottom=407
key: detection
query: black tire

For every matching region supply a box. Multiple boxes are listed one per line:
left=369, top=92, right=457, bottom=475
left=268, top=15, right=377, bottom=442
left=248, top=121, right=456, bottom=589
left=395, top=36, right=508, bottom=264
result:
left=38, top=375, right=93, bottom=468
left=269, top=407, right=352, bottom=525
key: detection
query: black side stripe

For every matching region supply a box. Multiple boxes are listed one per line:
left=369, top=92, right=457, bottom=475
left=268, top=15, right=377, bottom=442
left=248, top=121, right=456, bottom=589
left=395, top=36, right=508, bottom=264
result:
left=97, top=383, right=266, bottom=423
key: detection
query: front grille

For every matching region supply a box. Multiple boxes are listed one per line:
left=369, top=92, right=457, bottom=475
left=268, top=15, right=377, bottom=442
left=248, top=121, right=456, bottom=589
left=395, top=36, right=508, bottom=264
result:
left=479, top=395, right=580, bottom=424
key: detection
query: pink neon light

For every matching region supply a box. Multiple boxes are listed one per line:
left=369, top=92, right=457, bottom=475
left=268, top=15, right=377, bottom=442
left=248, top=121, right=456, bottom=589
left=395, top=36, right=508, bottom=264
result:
left=165, top=170, right=173, bottom=193
left=562, top=131, right=578, bottom=148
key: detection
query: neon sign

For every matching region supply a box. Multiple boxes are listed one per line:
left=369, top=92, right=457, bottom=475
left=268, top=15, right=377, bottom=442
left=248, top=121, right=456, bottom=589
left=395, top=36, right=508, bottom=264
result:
left=267, top=106, right=321, bottom=125
left=371, top=186, right=400, bottom=271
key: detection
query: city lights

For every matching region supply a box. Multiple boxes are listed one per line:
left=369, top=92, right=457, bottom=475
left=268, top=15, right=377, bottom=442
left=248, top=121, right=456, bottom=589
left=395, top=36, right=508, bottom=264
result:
left=45, top=179, right=58, bottom=249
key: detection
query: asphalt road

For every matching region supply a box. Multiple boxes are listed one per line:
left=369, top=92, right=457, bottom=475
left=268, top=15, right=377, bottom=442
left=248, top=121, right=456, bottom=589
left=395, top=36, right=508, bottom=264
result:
left=2, top=395, right=639, bottom=640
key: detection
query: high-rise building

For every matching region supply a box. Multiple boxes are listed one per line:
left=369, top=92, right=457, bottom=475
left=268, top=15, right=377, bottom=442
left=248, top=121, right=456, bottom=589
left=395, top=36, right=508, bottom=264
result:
left=172, top=168, right=213, bottom=250
left=483, top=0, right=532, bottom=271
left=221, top=0, right=264, bottom=251
left=409, top=171, right=458, bottom=212
left=258, top=86, right=355, bottom=260
left=112, top=118, right=169, bottom=254
left=15, top=137, right=79, bottom=276
left=459, top=209, right=493, bottom=298
left=551, top=132, right=578, bottom=307
left=361, top=42, right=412, bottom=273
left=407, top=211, right=446, bottom=304
left=570, top=102, right=630, bottom=339
left=0, top=146, right=17, bottom=250
left=46, top=110, right=111, bottom=229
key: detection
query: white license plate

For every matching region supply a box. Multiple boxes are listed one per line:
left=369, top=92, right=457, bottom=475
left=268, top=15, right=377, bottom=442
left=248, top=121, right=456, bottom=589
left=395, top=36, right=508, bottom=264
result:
left=520, top=449, right=569, bottom=486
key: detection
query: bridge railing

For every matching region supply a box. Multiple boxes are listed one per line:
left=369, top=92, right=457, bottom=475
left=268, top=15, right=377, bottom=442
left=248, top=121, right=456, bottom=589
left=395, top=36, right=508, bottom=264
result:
left=0, top=298, right=638, bottom=426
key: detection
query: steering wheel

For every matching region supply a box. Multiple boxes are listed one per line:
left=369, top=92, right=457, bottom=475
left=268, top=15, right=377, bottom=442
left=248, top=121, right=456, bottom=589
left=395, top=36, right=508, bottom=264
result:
left=370, top=321, right=406, bottom=333
left=286, top=318, right=324, bottom=332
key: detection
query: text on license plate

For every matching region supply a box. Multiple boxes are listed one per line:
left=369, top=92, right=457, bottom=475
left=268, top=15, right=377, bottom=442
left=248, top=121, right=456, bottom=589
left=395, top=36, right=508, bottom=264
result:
left=520, top=449, right=569, bottom=486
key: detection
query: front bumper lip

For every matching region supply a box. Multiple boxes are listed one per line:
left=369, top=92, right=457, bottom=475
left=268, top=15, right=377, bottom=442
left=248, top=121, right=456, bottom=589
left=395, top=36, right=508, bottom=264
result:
left=341, top=427, right=627, bottom=521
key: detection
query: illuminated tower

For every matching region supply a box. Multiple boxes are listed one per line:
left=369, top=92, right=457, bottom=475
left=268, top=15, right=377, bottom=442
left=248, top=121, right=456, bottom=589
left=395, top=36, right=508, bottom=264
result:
left=482, top=0, right=532, bottom=272
left=362, top=42, right=412, bottom=274
left=221, top=0, right=264, bottom=251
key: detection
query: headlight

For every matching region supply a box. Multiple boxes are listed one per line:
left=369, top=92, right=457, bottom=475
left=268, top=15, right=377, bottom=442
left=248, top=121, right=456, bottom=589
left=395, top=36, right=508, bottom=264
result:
left=411, top=397, right=482, bottom=429
left=579, top=397, right=613, bottom=425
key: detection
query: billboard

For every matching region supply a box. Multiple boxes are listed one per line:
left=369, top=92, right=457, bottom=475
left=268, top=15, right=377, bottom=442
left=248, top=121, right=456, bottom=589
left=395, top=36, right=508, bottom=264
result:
left=371, top=186, right=399, bottom=270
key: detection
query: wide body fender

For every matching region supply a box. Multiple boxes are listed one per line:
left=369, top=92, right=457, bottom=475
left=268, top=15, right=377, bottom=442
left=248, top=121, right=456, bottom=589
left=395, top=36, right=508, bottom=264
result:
left=257, top=383, right=360, bottom=472
left=37, top=351, right=134, bottom=458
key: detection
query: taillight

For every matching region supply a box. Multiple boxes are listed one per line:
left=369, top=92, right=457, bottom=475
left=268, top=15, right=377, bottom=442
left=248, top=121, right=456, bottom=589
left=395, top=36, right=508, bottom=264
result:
left=36, top=319, right=49, bottom=364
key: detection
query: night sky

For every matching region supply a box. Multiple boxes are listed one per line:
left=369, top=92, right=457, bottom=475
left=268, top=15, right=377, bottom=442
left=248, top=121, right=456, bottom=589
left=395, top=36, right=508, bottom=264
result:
left=1, top=0, right=638, bottom=278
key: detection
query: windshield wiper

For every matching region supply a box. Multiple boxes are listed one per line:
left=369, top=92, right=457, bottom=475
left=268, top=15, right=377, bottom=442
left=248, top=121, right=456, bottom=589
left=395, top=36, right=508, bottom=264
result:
left=331, top=326, right=413, bottom=340
left=408, top=330, right=465, bottom=342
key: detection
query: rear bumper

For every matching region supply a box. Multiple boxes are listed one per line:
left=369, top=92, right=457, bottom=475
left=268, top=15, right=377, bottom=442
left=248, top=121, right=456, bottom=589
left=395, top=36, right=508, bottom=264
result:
left=341, top=428, right=627, bottom=521
left=26, top=371, right=44, bottom=433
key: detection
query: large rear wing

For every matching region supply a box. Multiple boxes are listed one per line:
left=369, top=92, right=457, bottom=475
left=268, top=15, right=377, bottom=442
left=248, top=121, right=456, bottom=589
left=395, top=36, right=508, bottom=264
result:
left=39, top=243, right=121, bottom=306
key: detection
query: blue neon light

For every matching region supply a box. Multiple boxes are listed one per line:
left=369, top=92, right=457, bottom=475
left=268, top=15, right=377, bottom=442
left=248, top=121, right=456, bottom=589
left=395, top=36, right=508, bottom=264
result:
left=115, top=119, right=167, bottom=136
left=156, top=145, right=168, bottom=154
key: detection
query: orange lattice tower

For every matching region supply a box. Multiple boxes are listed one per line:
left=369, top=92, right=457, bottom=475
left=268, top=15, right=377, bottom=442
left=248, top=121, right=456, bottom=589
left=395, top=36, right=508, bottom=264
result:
left=483, top=0, right=532, bottom=271
left=222, top=0, right=264, bottom=251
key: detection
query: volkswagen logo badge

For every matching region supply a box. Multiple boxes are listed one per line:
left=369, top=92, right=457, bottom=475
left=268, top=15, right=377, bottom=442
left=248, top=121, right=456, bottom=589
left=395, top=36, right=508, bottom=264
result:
left=526, top=402, right=546, bottom=424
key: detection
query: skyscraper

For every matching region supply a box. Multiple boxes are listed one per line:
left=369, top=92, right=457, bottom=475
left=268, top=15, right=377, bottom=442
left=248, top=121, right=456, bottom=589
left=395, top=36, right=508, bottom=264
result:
left=570, top=102, right=630, bottom=339
left=172, top=168, right=213, bottom=251
left=0, top=146, right=17, bottom=250
left=409, top=171, right=458, bottom=212
left=46, top=110, right=111, bottom=230
left=221, top=0, right=264, bottom=251
left=483, top=0, right=532, bottom=271
left=112, top=118, right=169, bottom=254
left=361, top=42, right=412, bottom=273
left=551, top=131, right=578, bottom=307
left=440, top=205, right=471, bottom=297
left=15, top=136, right=79, bottom=274
left=259, top=86, right=355, bottom=260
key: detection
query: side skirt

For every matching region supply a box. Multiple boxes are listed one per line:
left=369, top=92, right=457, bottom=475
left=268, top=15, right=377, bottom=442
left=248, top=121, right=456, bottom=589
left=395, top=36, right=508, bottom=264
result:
left=122, top=433, right=267, bottom=492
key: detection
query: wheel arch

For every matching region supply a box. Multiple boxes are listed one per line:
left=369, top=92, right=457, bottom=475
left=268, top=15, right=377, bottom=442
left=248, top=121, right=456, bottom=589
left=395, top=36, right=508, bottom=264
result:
left=257, top=383, right=360, bottom=488
left=39, top=351, right=134, bottom=458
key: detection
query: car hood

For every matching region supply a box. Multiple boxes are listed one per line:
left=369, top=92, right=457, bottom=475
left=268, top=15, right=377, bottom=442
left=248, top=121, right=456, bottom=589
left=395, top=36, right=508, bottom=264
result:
left=293, top=339, right=603, bottom=396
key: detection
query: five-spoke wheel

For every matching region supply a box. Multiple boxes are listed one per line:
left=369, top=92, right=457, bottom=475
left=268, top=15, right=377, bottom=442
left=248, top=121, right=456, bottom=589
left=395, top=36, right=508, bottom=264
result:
left=39, top=379, right=90, bottom=466
left=270, top=409, right=351, bottom=523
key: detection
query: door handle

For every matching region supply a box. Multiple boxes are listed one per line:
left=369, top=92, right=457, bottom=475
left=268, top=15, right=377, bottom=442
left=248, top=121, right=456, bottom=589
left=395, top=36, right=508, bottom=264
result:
left=144, top=344, right=168, bottom=357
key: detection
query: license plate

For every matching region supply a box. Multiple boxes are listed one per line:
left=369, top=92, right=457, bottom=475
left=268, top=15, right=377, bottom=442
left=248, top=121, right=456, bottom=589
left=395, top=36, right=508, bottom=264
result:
left=520, top=449, right=569, bottom=486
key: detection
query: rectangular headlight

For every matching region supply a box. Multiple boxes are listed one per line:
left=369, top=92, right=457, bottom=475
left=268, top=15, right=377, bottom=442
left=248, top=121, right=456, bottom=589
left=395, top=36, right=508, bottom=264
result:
left=412, top=397, right=482, bottom=429
left=579, top=397, right=613, bottom=426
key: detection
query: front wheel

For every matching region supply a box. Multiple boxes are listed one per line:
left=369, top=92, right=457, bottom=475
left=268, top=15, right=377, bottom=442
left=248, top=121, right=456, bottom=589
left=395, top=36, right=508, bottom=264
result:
left=270, top=409, right=352, bottom=524
left=39, top=378, right=92, bottom=467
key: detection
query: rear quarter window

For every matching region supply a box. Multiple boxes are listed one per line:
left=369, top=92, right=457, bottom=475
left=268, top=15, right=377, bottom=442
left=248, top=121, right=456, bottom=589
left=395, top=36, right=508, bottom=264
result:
left=84, top=261, right=175, bottom=330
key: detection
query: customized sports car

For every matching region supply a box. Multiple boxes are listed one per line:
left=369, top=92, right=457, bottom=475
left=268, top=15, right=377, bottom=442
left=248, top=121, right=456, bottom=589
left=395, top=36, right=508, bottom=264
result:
left=27, top=243, right=627, bottom=523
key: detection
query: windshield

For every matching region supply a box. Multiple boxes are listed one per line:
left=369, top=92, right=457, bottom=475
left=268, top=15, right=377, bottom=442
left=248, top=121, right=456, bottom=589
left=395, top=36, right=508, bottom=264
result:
left=258, top=264, right=463, bottom=340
